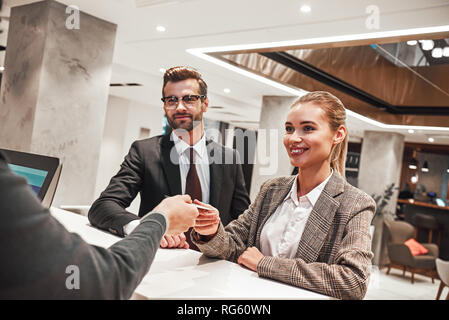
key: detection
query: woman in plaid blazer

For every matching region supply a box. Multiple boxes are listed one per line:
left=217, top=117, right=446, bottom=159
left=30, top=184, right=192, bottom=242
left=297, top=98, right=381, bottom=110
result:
left=192, top=91, right=375, bottom=300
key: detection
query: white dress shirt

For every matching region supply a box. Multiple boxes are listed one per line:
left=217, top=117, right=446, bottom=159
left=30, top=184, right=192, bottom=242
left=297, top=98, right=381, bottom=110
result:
left=260, top=170, right=333, bottom=259
left=124, top=132, right=210, bottom=236
left=171, top=131, right=210, bottom=203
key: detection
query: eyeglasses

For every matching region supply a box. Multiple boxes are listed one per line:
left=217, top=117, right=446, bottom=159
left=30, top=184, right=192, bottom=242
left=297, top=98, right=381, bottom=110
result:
left=161, top=95, right=206, bottom=109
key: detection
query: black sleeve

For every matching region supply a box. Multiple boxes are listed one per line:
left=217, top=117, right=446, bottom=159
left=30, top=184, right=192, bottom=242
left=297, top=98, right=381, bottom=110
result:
left=88, top=141, right=144, bottom=237
left=0, top=154, right=165, bottom=299
left=230, top=150, right=251, bottom=220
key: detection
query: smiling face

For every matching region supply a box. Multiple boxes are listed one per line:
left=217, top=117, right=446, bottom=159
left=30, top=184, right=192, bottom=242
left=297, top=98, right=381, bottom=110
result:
left=163, top=78, right=208, bottom=131
left=283, top=102, right=345, bottom=172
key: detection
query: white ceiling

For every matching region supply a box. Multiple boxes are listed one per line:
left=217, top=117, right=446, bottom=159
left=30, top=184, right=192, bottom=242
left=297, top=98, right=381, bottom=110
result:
left=3, top=0, right=449, bottom=144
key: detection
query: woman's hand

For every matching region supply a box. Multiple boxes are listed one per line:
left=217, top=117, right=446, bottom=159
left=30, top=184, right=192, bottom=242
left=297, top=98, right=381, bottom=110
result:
left=193, top=199, right=220, bottom=236
left=237, top=247, right=264, bottom=272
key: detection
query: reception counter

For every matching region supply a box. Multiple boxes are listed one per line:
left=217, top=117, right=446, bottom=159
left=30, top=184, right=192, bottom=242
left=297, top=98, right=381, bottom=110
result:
left=397, top=199, right=449, bottom=212
left=397, top=199, right=449, bottom=260
left=50, top=207, right=332, bottom=300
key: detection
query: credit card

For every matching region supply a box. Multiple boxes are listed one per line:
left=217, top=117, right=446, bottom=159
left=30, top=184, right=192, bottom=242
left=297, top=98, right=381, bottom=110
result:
left=192, top=203, right=213, bottom=211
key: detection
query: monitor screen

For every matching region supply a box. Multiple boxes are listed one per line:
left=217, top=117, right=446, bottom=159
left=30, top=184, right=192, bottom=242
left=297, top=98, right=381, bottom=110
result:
left=8, top=164, right=49, bottom=196
left=1, top=149, right=61, bottom=207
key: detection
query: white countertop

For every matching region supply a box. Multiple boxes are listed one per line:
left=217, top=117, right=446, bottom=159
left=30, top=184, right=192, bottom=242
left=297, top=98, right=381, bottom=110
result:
left=51, top=207, right=331, bottom=300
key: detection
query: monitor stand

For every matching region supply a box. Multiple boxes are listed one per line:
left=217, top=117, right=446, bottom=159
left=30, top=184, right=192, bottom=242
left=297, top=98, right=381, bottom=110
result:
left=42, top=163, right=62, bottom=208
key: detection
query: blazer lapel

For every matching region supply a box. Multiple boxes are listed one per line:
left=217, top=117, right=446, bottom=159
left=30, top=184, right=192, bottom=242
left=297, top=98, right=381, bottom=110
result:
left=207, top=140, right=223, bottom=207
left=255, top=176, right=296, bottom=248
left=160, top=134, right=182, bottom=196
left=295, top=171, right=345, bottom=263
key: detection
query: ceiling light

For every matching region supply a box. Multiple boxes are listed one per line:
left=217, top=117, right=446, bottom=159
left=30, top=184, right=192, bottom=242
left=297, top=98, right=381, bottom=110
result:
left=159, top=68, right=166, bottom=73
left=407, top=40, right=417, bottom=46
left=443, top=47, right=449, bottom=57
left=408, top=129, right=415, bottom=134
left=421, top=40, right=434, bottom=51
left=190, top=26, right=449, bottom=54
left=156, top=25, right=166, bottom=32
left=300, top=5, right=311, bottom=13
left=411, top=174, right=418, bottom=184
left=428, top=137, right=435, bottom=143
left=187, top=25, right=449, bottom=133
left=223, top=88, right=231, bottom=94
left=432, top=47, right=443, bottom=58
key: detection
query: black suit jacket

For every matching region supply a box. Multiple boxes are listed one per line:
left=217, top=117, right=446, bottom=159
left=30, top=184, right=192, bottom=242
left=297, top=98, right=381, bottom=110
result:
left=0, top=151, right=167, bottom=299
left=88, top=134, right=250, bottom=237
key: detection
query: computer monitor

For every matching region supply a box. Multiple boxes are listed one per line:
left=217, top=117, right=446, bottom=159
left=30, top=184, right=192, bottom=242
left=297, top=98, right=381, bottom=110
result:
left=1, top=148, right=62, bottom=208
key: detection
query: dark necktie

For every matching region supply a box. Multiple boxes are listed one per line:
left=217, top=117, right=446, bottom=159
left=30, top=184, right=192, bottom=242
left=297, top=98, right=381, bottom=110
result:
left=184, top=147, right=201, bottom=251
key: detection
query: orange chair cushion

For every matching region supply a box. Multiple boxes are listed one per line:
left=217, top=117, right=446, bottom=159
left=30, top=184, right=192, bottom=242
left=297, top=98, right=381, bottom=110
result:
left=404, top=238, right=429, bottom=256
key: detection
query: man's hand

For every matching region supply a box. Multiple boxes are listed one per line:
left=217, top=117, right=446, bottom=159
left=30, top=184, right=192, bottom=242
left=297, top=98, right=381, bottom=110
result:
left=193, top=199, right=220, bottom=236
left=160, top=233, right=189, bottom=249
left=152, top=195, right=198, bottom=235
left=237, top=247, right=264, bottom=272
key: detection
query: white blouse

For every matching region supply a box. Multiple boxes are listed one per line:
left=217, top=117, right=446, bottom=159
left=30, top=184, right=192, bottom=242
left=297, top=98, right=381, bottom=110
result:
left=260, top=171, right=333, bottom=259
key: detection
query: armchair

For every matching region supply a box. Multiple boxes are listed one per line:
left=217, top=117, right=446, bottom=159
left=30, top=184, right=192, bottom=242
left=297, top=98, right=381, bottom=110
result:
left=436, top=258, right=449, bottom=300
left=384, top=220, right=439, bottom=284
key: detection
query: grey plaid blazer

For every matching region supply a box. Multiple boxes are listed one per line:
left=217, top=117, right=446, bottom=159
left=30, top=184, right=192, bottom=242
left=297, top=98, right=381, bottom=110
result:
left=193, top=170, right=375, bottom=300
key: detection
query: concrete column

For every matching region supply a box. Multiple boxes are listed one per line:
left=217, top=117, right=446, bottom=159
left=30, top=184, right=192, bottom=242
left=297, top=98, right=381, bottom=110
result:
left=0, top=0, right=117, bottom=206
left=358, top=131, right=405, bottom=266
left=250, top=96, right=297, bottom=201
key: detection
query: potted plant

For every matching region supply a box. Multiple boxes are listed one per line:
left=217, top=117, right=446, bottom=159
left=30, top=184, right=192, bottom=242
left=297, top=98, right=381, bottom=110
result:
left=370, top=183, right=399, bottom=266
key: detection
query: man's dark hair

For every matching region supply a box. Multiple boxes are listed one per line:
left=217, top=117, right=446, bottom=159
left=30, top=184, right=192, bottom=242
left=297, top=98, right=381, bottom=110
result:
left=162, top=66, right=208, bottom=97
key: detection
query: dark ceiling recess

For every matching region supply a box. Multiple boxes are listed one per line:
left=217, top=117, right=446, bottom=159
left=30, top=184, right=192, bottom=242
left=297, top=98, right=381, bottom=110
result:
left=260, top=51, right=449, bottom=116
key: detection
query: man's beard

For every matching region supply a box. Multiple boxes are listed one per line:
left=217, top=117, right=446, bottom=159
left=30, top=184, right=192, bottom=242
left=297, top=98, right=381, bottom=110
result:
left=167, top=112, right=203, bottom=132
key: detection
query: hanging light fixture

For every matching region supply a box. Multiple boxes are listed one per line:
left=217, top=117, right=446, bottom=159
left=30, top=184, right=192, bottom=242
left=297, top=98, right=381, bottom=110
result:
left=421, top=161, right=429, bottom=172
left=409, top=159, right=418, bottom=170
left=409, top=150, right=419, bottom=170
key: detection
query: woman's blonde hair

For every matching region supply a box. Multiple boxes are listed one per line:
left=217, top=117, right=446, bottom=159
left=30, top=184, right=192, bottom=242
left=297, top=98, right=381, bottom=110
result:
left=291, top=91, right=348, bottom=177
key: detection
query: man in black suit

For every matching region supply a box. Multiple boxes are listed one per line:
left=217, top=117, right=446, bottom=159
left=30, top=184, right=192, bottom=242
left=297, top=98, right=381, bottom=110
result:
left=88, top=66, right=250, bottom=250
left=0, top=151, right=199, bottom=299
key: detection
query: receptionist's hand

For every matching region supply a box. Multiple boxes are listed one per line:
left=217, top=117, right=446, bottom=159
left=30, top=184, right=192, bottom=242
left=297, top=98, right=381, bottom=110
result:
left=238, top=247, right=264, bottom=272
left=193, top=200, right=220, bottom=236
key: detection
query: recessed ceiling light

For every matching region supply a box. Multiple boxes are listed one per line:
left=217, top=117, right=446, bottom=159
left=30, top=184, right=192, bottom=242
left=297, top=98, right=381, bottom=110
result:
left=421, top=40, right=434, bottom=51
left=443, top=47, right=449, bottom=57
left=428, top=137, right=435, bottom=143
left=407, top=40, right=417, bottom=46
left=159, top=68, right=166, bottom=73
left=156, top=25, right=166, bottom=32
left=300, top=5, right=311, bottom=13
left=223, top=88, right=231, bottom=94
left=408, top=129, right=415, bottom=134
left=432, top=47, right=443, bottom=58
